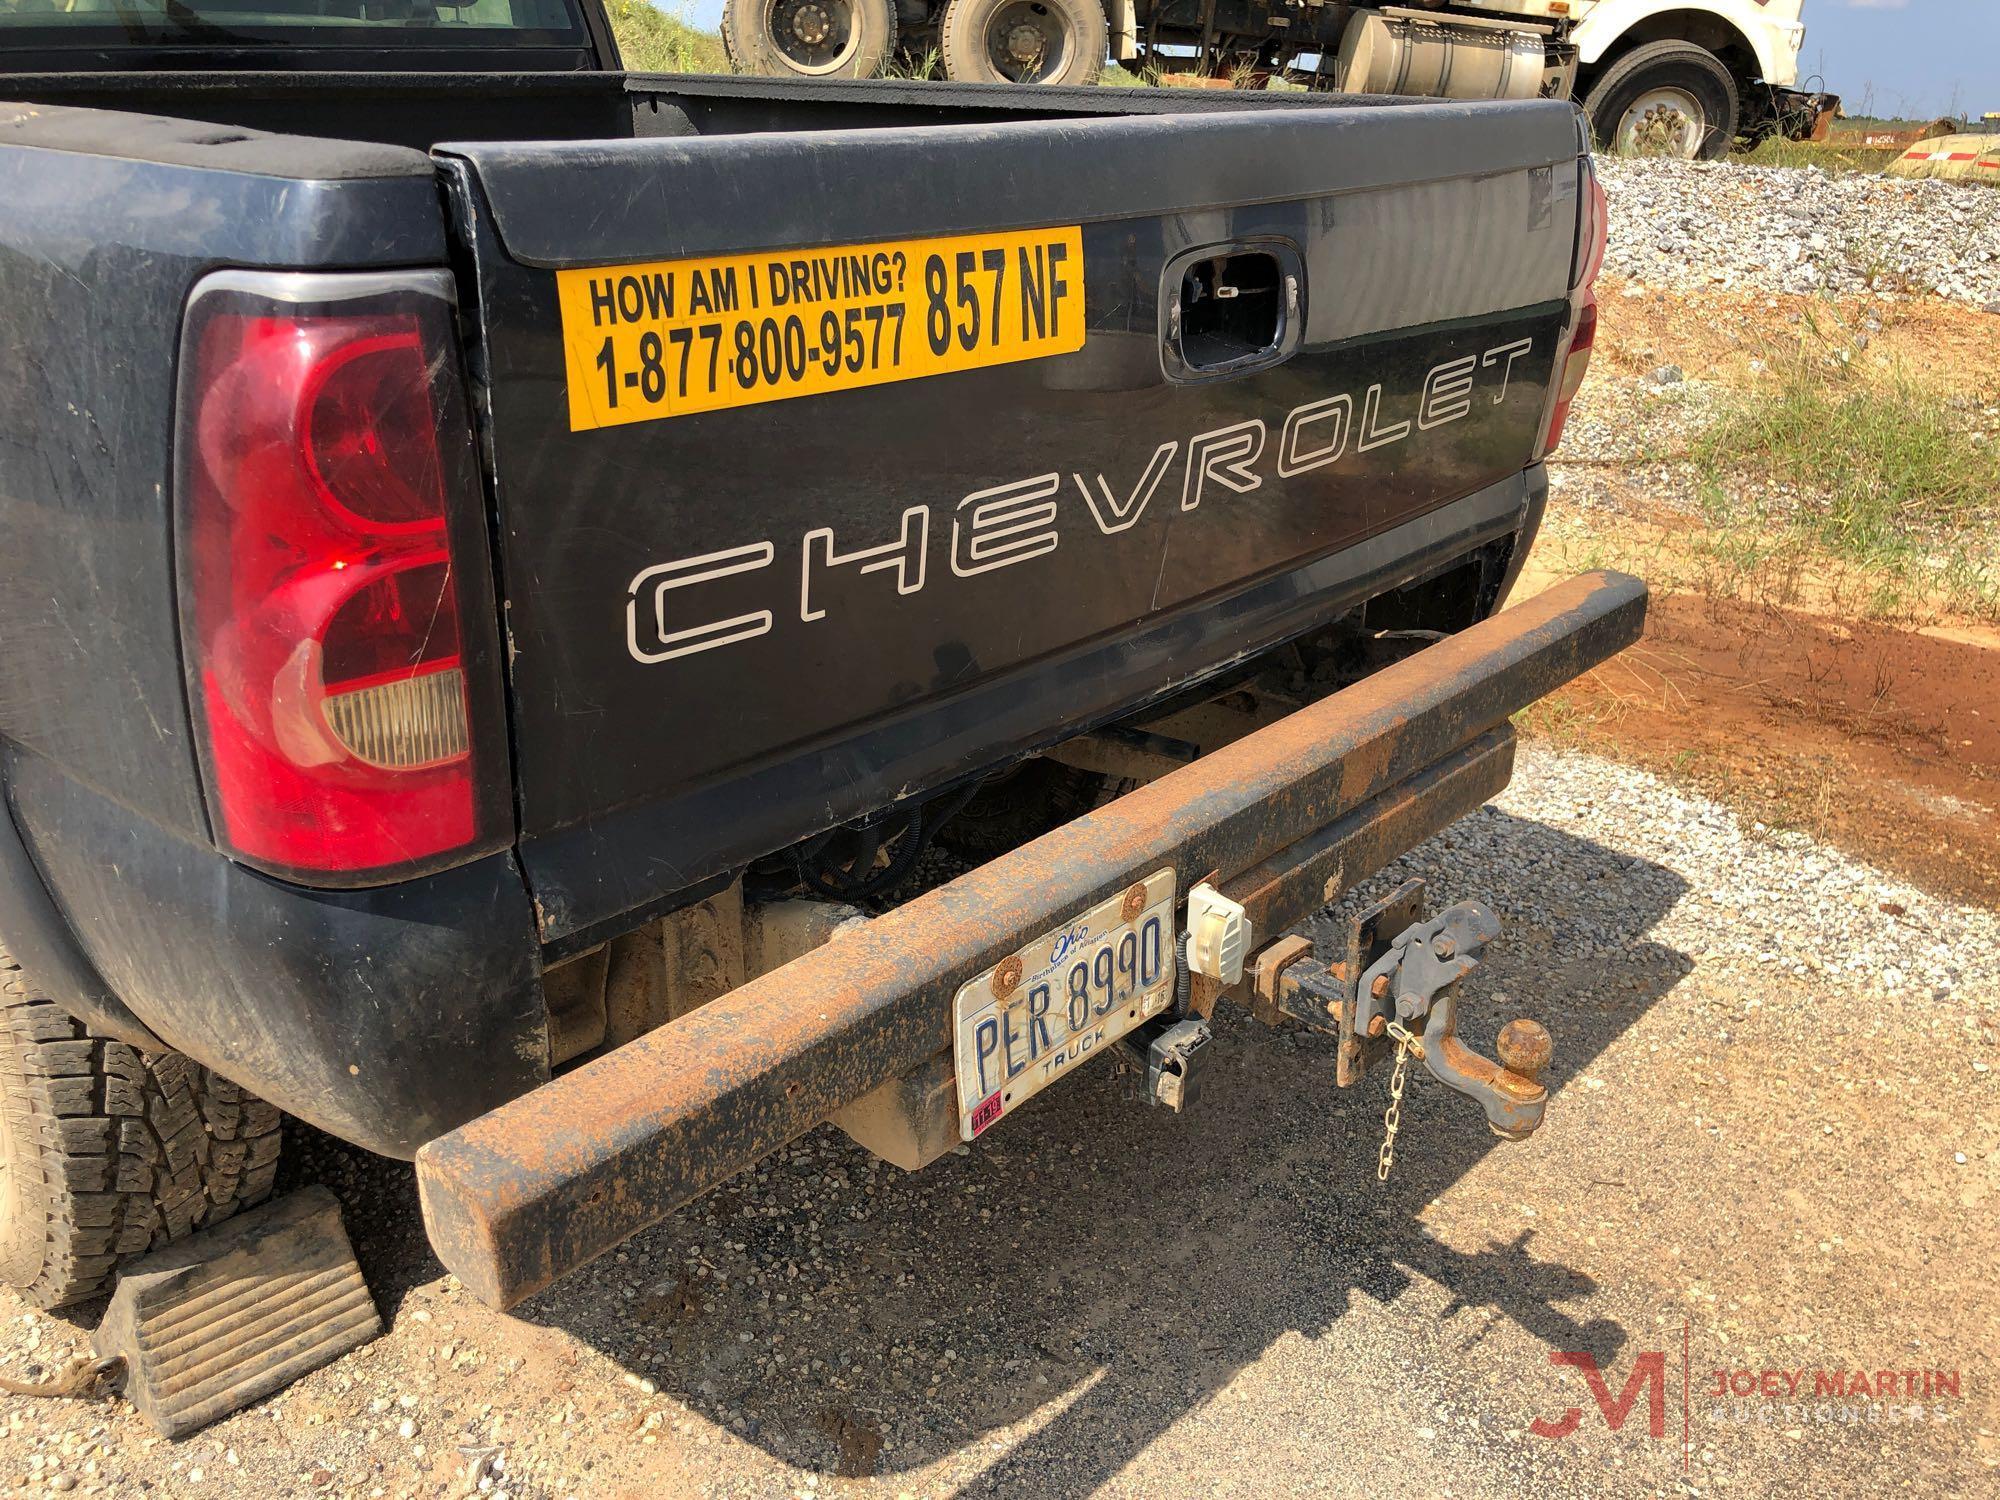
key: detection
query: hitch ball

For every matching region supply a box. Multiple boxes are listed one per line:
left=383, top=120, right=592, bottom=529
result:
left=1496, top=1018, right=1553, bottom=1084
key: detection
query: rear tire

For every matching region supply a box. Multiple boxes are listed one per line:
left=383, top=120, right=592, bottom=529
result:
left=721, top=0, right=899, bottom=79
left=0, top=942, right=282, bottom=1309
left=1581, top=41, right=1740, bottom=162
left=939, top=0, right=1107, bottom=86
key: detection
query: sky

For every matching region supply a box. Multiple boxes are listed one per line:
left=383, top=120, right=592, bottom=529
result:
left=668, top=0, right=1998, bottom=121
left=1798, top=0, right=1998, bottom=120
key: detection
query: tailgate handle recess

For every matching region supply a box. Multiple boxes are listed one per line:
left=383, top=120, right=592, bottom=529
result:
left=1164, top=241, right=1303, bottom=383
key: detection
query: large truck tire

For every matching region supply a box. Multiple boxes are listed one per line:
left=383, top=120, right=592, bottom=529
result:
left=939, top=0, right=1107, bottom=86
left=1581, top=40, right=1740, bottom=161
left=720, top=0, right=899, bottom=79
left=0, top=942, right=282, bottom=1309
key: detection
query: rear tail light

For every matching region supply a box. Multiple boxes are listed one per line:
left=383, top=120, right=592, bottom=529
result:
left=1541, top=293, right=1598, bottom=456
left=1573, top=157, right=1610, bottom=294
left=175, top=271, right=510, bottom=884
left=1540, top=157, right=1608, bottom=459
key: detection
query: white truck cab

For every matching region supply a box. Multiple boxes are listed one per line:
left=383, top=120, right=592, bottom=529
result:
left=1407, top=1, right=1820, bottom=158
left=1560, top=0, right=1819, bottom=157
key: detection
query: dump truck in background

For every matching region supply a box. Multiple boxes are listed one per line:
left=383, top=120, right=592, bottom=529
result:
left=725, top=0, right=1839, bottom=161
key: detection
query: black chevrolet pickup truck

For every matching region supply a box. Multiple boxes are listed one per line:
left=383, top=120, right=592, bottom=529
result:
left=0, top=0, right=1633, bottom=1313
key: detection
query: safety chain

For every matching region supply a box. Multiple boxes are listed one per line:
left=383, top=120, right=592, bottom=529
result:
left=1376, top=1020, right=1425, bottom=1183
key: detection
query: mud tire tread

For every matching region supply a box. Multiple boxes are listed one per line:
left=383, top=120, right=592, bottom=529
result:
left=0, top=943, right=283, bottom=1308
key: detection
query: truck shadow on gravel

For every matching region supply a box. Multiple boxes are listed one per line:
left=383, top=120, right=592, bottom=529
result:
left=289, top=804, right=1693, bottom=1495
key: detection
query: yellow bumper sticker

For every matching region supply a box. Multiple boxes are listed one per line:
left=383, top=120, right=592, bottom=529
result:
left=556, top=226, right=1085, bottom=430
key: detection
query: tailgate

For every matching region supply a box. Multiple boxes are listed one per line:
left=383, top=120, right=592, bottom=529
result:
left=438, top=99, right=1584, bottom=946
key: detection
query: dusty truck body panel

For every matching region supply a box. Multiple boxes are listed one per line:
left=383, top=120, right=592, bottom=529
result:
left=0, top=108, right=549, bottom=1153
left=0, top=36, right=1624, bottom=1303
left=443, top=97, right=1582, bottom=948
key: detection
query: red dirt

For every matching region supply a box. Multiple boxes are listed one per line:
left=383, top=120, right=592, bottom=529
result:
left=1525, top=589, right=2000, bottom=907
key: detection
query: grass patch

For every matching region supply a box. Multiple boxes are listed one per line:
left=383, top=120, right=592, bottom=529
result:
left=881, top=46, right=944, bottom=80
left=1685, top=354, right=2000, bottom=616
left=607, top=0, right=730, bottom=74
left=1732, top=137, right=1901, bottom=174
left=1692, top=366, right=1999, bottom=558
left=1513, top=690, right=1624, bottom=747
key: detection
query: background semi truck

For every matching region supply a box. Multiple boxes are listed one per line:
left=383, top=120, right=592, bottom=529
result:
left=724, top=0, right=1839, bottom=160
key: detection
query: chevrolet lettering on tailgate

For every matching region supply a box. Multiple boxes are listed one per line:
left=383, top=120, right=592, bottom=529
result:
left=557, top=226, right=1085, bottom=429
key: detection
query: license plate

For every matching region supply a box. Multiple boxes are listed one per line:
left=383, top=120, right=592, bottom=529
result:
left=555, top=225, right=1085, bottom=430
left=952, top=869, right=1177, bottom=1140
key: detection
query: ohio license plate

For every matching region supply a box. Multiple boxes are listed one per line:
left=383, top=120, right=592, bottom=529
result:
left=952, top=869, right=1176, bottom=1141
left=555, top=225, right=1085, bottom=430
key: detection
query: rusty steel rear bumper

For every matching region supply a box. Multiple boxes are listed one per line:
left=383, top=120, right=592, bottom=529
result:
left=417, top=571, right=1647, bottom=1309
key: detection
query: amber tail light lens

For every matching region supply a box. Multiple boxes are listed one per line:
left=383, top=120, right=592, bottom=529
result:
left=175, top=272, right=510, bottom=884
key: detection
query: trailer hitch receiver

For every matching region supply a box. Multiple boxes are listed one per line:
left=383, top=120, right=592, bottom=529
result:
left=1356, top=901, right=1551, bottom=1141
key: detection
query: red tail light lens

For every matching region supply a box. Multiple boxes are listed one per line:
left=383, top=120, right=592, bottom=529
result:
left=176, top=273, right=509, bottom=884
left=1574, top=161, right=1610, bottom=293
left=302, top=329, right=452, bottom=529
left=1541, top=292, right=1598, bottom=456
left=1542, top=158, right=1608, bottom=458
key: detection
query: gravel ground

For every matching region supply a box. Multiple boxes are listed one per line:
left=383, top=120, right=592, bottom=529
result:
left=2, top=746, right=1993, bottom=1497
left=1598, top=157, right=2000, bottom=309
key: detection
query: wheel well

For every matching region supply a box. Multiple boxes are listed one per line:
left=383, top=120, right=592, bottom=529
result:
left=1576, top=13, right=1760, bottom=100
